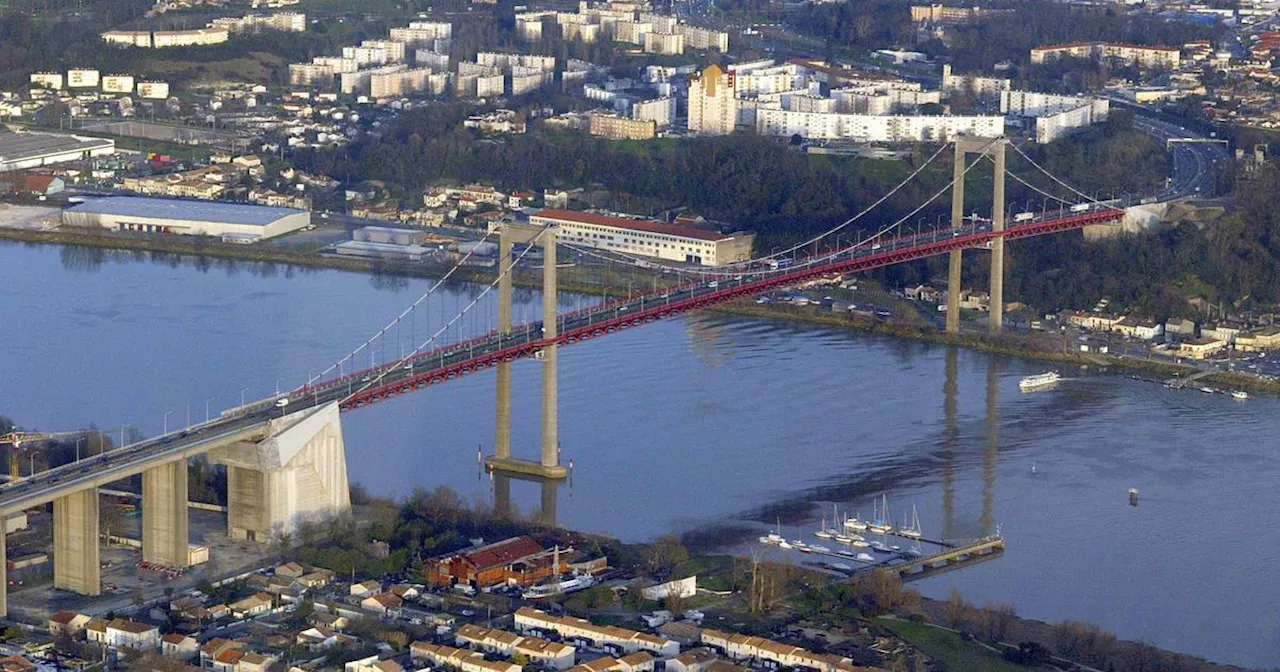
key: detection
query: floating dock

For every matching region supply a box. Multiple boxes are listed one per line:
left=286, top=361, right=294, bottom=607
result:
left=879, top=536, right=1005, bottom=581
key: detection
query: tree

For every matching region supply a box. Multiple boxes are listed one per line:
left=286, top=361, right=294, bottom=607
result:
left=943, top=587, right=970, bottom=629
left=643, top=535, right=689, bottom=578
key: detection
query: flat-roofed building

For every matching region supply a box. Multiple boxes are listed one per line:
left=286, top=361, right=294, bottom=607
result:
left=102, top=74, right=135, bottom=93
left=102, top=30, right=152, bottom=47
left=30, top=73, right=63, bottom=90
left=63, top=196, right=310, bottom=241
left=0, top=130, right=114, bottom=171
left=589, top=113, right=656, bottom=140
left=1030, top=42, right=1180, bottom=68
left=67, top=69, right=100, bottom=88
left=530, top=209, right=753, bottom=266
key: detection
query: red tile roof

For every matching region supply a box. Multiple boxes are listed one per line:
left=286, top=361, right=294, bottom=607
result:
left=533, top=209, right=731, bottom=242
left=463, top=536, right=545, bottom=571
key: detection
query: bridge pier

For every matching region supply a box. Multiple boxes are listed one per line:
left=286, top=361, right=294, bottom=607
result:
left=946, top=137, right=1007, bottom=335
left=142, top=461, right=189, bottom=567
left=486, top=222, right=567, bottom=480
left=210, top=402, right=350, bottom=543
left=492, top=472, right=560, bottom=527
left=54, top=489, right=100, bottom=597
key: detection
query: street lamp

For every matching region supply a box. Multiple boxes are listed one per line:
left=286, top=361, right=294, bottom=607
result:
left=240, top=387, right=249, bottom=406
left=163, top=410, right=173, bottom=435
left=205, top=397, right=215, bottom=423
left=75, top=437, right=85, bottom=462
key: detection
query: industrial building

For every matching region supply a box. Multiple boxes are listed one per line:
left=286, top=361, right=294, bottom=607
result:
left=0, top=131, right=115, bottom=171
left=529, top=209, right=755, bottom=266
left=62, top=196, right=310, bottom=242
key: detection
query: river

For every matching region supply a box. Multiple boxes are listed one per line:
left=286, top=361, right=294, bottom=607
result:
left=0, top=242, right=1274, bottom=669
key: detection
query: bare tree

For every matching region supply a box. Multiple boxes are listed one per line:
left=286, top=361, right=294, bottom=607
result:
left=943, top=587, right=971, bottom=630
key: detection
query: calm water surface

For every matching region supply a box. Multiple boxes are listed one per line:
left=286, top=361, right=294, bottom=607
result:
left=0, top=242, right=1275, bottom=668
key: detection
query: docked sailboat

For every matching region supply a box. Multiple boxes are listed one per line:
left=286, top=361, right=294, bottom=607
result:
left=898, top=504, right=923, bottom=539
left=844, top=511, right=868, bottom=533
left=761, top=518, right=784, bottom=545
left=814, top=514, right=833, bottom=540
left=868, top=495, right=893, bottom=535
left=1019, top=371, right=1060, bottom=391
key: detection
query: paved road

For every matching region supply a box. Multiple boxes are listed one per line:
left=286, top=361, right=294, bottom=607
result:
left=1111, top=99, right=1228, bottom=200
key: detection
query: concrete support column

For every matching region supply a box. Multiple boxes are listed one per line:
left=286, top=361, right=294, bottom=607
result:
left=54, top=489, right=100, bottom=596
left=142, top=461, right=189, bottom=567
left=493, top=474, right=512, bottom=519
left=538, top=479, right=559, bottom=527
left=0, top=527, right=7, bottom=617
left=540, top=234, right=559, bottom=469
left=495, top=236, right=514, bottom=461
left=946, top=143, right=966, bottom=335
left=989, top=142, right=1006, bottom=335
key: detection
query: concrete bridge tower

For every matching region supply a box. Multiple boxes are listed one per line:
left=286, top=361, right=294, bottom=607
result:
left=947, top=137, right=1008, bottom=335
left=488, top=222, right=568, bottom=480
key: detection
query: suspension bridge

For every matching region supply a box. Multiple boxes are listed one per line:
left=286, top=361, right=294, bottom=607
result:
left=0, top=136, right=1157, bottom=613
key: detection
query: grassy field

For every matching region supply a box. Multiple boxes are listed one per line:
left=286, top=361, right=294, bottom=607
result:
left=877, top=618, right=1030, bottom=672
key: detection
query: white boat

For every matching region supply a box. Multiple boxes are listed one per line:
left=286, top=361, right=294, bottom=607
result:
left=758, top=536, right=775, bottom=545
left=763, top=518, right=784, bottom=545
left=1200, top=386, right=1215, bottom=394
left=844, top=510, right=868, bottom=533
left=848, top=539, right=871, bottom=548
left=778, top=540, right=792, bottom=549
left=855, top=552, right=875, bottom=563
left=810, top=545, right=831, bottom=554
left=1019, top=371, right=1060, bottom=391
left=870, top=540, right=889, bottom=552
left=1232, top=390, right=1249, bottom=400
left=898, top=504, right=923, bottom=539
left=833, top=534, right=856, bottom=544
left=814, top=514, right=833, bottom=539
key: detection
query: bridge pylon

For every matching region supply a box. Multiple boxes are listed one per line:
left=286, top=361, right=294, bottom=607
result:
left=488, top=223, right=568, bottom=480
left=947, top=137, right=1008, bottom=335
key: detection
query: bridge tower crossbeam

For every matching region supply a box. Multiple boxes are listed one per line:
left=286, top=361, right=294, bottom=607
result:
left=947, top=137, right=1008, bottom=335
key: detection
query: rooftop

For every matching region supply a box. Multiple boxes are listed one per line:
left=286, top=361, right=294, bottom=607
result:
left=462, top=536, right=545, bottom=571
left=533, top=209, right=732, bottom=242
left=0, top=130, right=113, bottom=162
left=67, top=196, right=306, bottom=226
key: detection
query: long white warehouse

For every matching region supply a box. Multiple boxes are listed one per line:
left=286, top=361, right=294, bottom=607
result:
left=62, top=196, right=310, bottom=242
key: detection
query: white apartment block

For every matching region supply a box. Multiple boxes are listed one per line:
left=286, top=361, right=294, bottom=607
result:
left=477, top=74, right=505, bottom=98
left=210, top=12, right=307, bottom=33
left=339, top=64, right=406, bottom=95
left=137, top=81, right=170, bottom=99
left=30, top=72, right=64, bottom=90
left=639, top=12, right=677, bottom=32
left=416, top=50, right=450, bottom=71
left=362, top=39, right=407, bottom=62
left=643, top=31, right=684, bottom=55
left=1030, top=42, right=1180, bottom=68
left=102, top=75, right=135, bottom=93
left=755, top=108, right=1003, bottom=142
left=343, top=46, right=389, bottom=67
left=733, top=63, right=810, bottom=95
left=632, top=97, right=675, bottom=127
left=1001, top=90, right=1109, bottom=119
left=1033, top=105, right=1097, bottom=143
left=615, top=20, right=652, bottom=44
left=102, top=30, right=152, bottom=47
left=68, top=69, right=100, bottom=88
left=516, top=17, right=544, bottom=41
left=152, top=27, right=228, bottom=47
left=529, top=210, right=754, bottom=267
left=512, top=68, right=554, bottom=95
left=940, top=65, right=1011, bottom=97
left=561, top=22, right=599, bottom=42
left=477, top=52, right=555, bottom=72
left=408, top=20, right=452, bottom=38
left=678, top=24, right=728, bottom=51
left=290, top=63, right=335, bottom=88
left=687, top=64, right=737, bottom=135
left=370, top=68, right=435, bottom=98
left=314, top=56, right=359, bottom=73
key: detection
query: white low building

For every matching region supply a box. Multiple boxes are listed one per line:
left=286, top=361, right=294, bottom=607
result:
left=529, top=209, right=754, bottom=267
left=755, top=108, right=1003, bottom=142
left=62, top=196, right=310, bottom=241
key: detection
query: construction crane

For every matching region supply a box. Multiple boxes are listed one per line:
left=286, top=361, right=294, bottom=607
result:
left=0, top=430, right=97, bottom=480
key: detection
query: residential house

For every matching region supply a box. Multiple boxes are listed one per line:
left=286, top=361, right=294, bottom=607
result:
left=48, top=611, right=91, bottom=636
left=275, top=562, right=308, bottom=578
left=350, top=580, right=381, bottom=598
left=161, top=633, right=199, bottom=660
left=1201, top=323, right=1243, bottom=345
left=361, top=592, right=404, bottom=615
left=101, top=618, right=160, bottom=651
left=1176, top=335, right=1227, bottom=359
left=207, top=604, right=232, bottom=620
left=297, top=569, right=335, bottom=589
left=410, top=643, right=521, bottom=672
left=201, top=639, right=245, bottom=669
left=656, top=622, right=703, bottom=647
left=85, top=618, right=107, bottom=645
left=212, top=649, right=245, bottom=672
left=456, top=624, right=575, bottom=670
left=297, top=627, right=343, bottom=651
left=514, top=607, right=679, bottom=657
left=1166, top=317, right=1196, bottom=337
left=699, top=630, right=874, bottom=672
left=388, top=584, right=420, bottom=600
left=230, top=593, right=273, bottom=619
left=1112, top=317, right=1164, bottom=340
left=903, top=284, right=941, bottom=303
left=345, top=657, right=404, bottom=672
left=1065, top=311, right=1124, bottom=331
left=309, top=611, right=350, bottom=630
left=0, top=656, right=35, bottom=672
left=237, top=652, right=277, bottom=672
left=666, top=648, right=718, bottom=672
left=1235, top=325, right=1280, bottom=352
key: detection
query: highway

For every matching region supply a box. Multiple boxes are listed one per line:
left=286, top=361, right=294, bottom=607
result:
left=1111, top=98, right=1228, bottom=200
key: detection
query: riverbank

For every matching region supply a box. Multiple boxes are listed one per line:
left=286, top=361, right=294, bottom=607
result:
left=710, top=300, right=1280, bottom=396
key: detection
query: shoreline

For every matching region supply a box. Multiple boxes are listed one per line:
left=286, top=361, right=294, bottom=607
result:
left=7, top=225, right=1277, bottom=395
